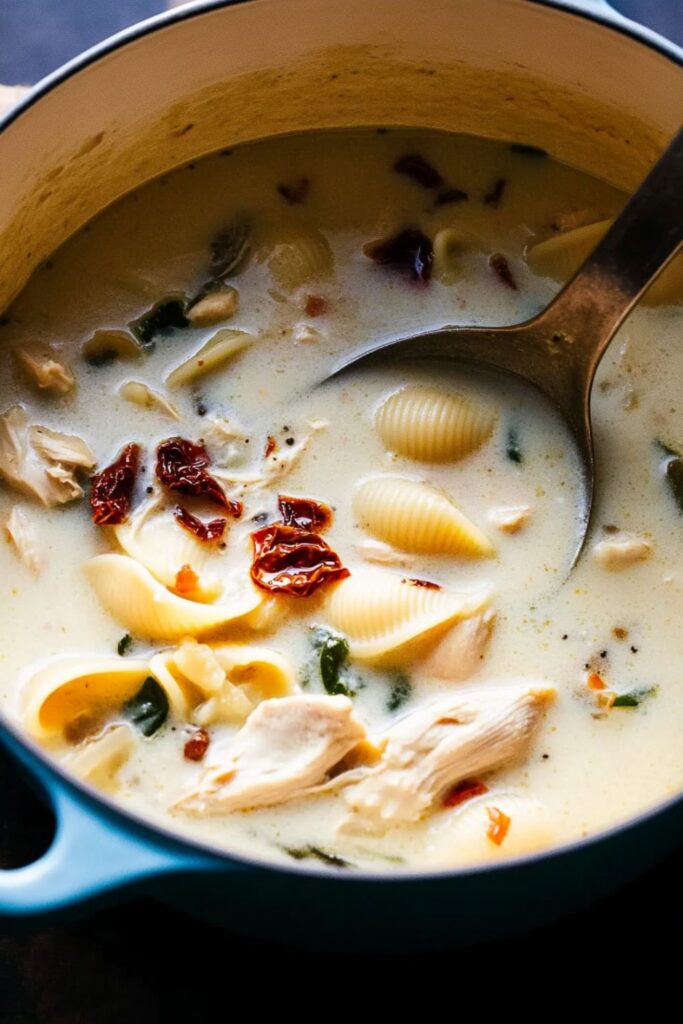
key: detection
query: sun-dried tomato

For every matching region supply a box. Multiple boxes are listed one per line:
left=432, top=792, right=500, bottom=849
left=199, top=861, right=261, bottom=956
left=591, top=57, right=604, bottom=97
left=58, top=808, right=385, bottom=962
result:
left=304, top=294, right=328, bottom=317
left=250, top=523, right=349, bottom=597
left=442, top=778, right=489, bottom=808
left=489, top=252, right=517, bottom=290
left=184, top=728, right=210, bottom=762
left=364, top=229, right=433, bottom=283
left=278, top=494, right=332, bottom=533
left=264, top=435, right=277, bottom=459
left=174, top=506, right=228, bottom=543
left=174, top=563, right=199, bottom=595
left=90, top=443, right=141, bottom=525
left=402, top=576, right=441, bottom=590
left=156, top=437, right=235, bottom=511
left=394, top=153, right=444, bottom=190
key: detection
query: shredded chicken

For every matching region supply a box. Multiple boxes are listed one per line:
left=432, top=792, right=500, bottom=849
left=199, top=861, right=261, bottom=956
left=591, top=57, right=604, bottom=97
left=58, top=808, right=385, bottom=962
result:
left=214, top=419, right=328, bottom=494
left=593, top=532, right=652, bottom=570
left=0, top=406, right=96, bottom=506
left=14, top=342, right=74, bottom=395
left=338, top=684, right=554, bottom=834
left=175, top=694, right=366, bottom=814
left=187, top=287, right=239, bottom=325
left=418, top=611, right=496, bottom=681
left=4, top=506, right=43, bottom=574
left=119, top=380, right=179, bottom=419
left=488, top=505, right=531, bottom=534
left=355, top=538, right=415, bottom=568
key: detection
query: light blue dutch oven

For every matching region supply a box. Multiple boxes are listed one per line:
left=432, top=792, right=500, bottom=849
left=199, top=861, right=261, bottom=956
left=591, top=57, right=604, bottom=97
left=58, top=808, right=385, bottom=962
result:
left=0, top=0, right=681, bottom=951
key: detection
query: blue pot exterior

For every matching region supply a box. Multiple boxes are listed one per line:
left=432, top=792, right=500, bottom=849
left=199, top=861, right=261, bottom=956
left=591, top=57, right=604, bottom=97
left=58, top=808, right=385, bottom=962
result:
left=0, top=0, right=681, bottom=948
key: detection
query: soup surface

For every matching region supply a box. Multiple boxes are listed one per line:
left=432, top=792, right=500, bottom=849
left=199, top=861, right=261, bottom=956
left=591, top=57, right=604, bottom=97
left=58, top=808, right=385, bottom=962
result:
left=0, top=129, right=682, bottom=871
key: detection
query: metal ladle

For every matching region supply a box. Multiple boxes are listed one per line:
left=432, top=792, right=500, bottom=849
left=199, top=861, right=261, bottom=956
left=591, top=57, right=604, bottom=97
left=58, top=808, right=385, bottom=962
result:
left=326, top=127, right=683, bottom=565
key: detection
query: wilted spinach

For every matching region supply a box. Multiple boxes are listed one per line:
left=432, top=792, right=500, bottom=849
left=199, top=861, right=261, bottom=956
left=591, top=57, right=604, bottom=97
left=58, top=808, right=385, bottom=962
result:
left=656, top=439, right=683, bottom=513
left=117, top=633, right=133, bottom=657
left=307, top=627, right=358, bottom=696
left=124, top=677, right=169, bottom=736
left=506, top=426, right=523, bottom=464
left=283, top=844, right=351, bottom=868
left=613, top=686, right=658, bottom=708
left=131, top=298, right=189, bottom=349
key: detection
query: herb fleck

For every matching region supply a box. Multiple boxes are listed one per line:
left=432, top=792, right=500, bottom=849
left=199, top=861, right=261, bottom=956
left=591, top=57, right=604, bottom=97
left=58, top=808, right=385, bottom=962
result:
left=613, top=686, right=657, bottom=708
left=484, top=178, right=506, bottom=207
left=506, top=426, right=523, bottom=464
left=283, top=845, right=350, bottom=868
left=277, top=177, right=310, bottom=205
left=117, top=633, right=133, bottom=657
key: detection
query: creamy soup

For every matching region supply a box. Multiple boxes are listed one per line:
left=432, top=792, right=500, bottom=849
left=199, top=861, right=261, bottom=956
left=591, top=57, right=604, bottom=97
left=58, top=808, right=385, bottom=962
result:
left=0, top=129, right=681, bottom=871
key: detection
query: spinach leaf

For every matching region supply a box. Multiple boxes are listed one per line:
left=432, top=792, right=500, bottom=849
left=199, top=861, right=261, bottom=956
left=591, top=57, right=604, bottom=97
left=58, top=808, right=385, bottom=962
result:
left=386, top=672, right=412, bottom=712
left=613, top=686, right=657, bottom=708
left=209, top=214, right=252, bottom=280
left=117, top=633, right=133, bottom=657
left=284, top=845, right=351, bottom=869
left=319, top=631, right=352, bottom=696
left=506, top=426, right=523, bottom=464
left=124, top=676, right=169, bottom=736
left=655, top=439, right=683, bottom=512
left=308, top=627, right=355, bottom=696
left=131, top=299, right=189, bottom=349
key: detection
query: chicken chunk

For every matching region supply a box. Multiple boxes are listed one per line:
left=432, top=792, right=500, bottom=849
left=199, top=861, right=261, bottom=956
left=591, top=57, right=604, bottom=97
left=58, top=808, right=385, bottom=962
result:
left=593, top=531, right=652, bottom=570
left=418, top=611, right=495, bottom=681
left=175, top=694, right=367, bottom=814
left=339, top=684, right=554, bottom=834
left=14, top=342, right=75, bottom=395
left=0, top=406, right=95, bottom=506
left=4, top=506, right=43, bottom=574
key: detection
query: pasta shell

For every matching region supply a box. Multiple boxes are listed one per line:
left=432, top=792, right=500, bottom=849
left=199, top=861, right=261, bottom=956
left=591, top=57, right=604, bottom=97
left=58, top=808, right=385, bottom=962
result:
left=82, top=329, right=142, bottom=364
left=354, top=477, right=494, bottom=557
left=165, top=329, right=251, bottom=389
left=526, top=220, right=609, bottom=282
left=423, top=792, right=554, bottom=866
left=375, top=386, right=495, bottom=462
left=85, top=554, right=263, bottom=641
left=324, top=568, right=493, bottom=660
left=527, top=220, right=683, bottom=306
left=66, top=724, right=135, bottom=792
left=22, top=656, right=150, bottom=739
left=257, top=224, right=333, bottom=290
left=113, top=499, right=222, bottom=600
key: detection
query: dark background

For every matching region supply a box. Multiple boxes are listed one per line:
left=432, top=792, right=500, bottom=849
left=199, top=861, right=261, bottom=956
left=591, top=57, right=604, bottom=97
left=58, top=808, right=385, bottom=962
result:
left=1, top=1, right=683, bottom=1018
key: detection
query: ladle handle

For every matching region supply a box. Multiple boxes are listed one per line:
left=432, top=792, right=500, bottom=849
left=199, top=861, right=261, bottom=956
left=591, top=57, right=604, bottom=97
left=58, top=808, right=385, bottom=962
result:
left=542, top=126, right=683, bottom=373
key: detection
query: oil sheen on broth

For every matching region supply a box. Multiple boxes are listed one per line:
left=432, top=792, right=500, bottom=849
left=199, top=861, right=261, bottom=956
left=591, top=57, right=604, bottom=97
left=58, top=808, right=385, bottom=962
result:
left=0, top=130, right=681, bottom=872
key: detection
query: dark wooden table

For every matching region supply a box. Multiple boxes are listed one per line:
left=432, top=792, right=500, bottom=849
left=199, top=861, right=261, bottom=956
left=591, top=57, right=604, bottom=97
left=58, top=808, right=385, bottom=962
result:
left=1, top=2, right=682, bottom=1015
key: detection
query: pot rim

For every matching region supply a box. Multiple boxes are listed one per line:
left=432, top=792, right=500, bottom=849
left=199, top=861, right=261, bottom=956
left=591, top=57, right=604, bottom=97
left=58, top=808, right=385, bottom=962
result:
left=0, top=0, right=681, bottom=884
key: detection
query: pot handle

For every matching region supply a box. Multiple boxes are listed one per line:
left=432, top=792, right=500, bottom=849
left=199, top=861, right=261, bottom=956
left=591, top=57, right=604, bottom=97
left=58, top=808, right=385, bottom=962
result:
left=0, top=727, right=230, bottom=921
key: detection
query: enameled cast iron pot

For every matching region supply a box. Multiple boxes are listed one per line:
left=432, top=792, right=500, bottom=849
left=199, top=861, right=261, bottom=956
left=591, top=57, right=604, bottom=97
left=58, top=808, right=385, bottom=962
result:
left=0, top=0, right=682, bottom=951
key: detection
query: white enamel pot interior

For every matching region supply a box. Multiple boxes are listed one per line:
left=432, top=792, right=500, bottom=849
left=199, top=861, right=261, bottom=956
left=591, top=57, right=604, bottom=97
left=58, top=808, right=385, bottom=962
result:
left=0, top=0, right=682, bottom=950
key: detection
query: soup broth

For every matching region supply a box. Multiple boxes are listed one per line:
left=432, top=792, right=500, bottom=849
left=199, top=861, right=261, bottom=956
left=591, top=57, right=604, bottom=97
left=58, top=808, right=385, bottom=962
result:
left=0, top=129, right=681, bottom=871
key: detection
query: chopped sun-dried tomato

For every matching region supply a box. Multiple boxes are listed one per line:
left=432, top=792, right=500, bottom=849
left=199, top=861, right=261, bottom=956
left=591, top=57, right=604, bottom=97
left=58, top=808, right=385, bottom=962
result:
left=174, top=506, right=228, bottom=543
left=402, top=576, right=441, bottom=590
left=364, top=229, right=433, bottom=283
left=278, top=494, right=332, bottom=533
left=486, top=806, right=512, bottom=846
left=156, top=437, right=235, bottom=511
left=304, top=294, right=328, bottom=317
left=174, top=563, right=199, bottom=595
left=250, top=522, right=349, bottom=597
left=184, top=728, right=210, bottom=762
left=264, top=435, right=277, bottom=459
left=489, top=252, right=517, bottom=290
left=90, top=442, right=141, bottom=525
left=586, top=672, right=606, bottom=691
left=394, top=153, right=444, bottom=190
left=442, top=778, right=489, bottom=808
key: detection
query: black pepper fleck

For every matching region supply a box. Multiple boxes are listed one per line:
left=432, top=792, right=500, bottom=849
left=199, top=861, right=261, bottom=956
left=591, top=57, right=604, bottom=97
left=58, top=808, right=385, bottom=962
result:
left=285, top=437, right=295, bottom=446
left=630, top=645, right=639, bottom=653
left=146, top=486, right=153, bottom=494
